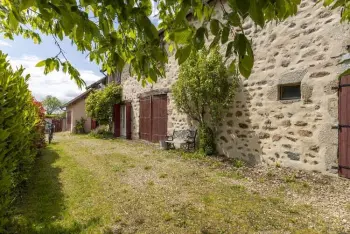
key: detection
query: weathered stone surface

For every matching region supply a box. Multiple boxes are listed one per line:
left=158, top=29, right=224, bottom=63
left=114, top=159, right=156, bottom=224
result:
left=235, top=111, right=243, bottom=117
left=272, top=134, right=282, bottom=142
left=220, top=136, right=228, bottom=143
left=258, top=132, right=270, bottom=139
left=298, top=130, right=313, bottom=137
left=281, top=120, right=291, bottom=127
left=309, top=145, right=319, bottom=152
left=324, top=79, right=338, bottom=95
left=295, top=121, right=308, bottom=126
left=281, top=60, right=290, bottom=67
left=302, top=49, right=317, bottom=58
left=327, top=97, right=337, bottom=119
left=278, top=69, right=307, bottom=85
left=282, top=144, right=292, bottom=148
left=285, top=151, right=301, bottom=161
left=274, top=113, right=284, bottom=119
left=301, top=84, right=313, bottom=103
left=227, top=120, right=234, bottom=127
left=226, top=112, right=233, bottom=118
left=239, top=123, right=248, bottom=129
left=286, top=136, right=297, bottom=142
left=310, top=71, right=331, bottom=78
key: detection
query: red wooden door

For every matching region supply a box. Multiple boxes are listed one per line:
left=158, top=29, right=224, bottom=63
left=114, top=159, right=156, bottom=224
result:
left=139, top=97, right=152, bottom=141
left=339, top=75, right=350, bottom=178
left=91, top=119, right=97, bottom=130
left=151, top=95, right=167, bottom=142
left=114, top=104, right=121, bottom=137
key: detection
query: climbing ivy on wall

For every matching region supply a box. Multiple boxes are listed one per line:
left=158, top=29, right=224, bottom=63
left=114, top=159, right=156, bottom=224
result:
left=86, top=83, right=122, bottom=131
left=172, top=47, right=238, bottom=155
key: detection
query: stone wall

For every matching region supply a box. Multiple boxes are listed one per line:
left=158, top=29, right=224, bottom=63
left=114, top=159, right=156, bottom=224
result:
left=120, top=0, right=350, bottom=174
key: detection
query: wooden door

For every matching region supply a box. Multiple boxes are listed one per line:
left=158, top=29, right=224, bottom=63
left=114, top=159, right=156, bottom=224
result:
left=151, top=95, right=167, bottom=142
left=126, top=102, right=132, bottom=139
left=139, top=96, right=152, bottom=141
left=339, top=75, right=350, bottom=178
left=91, top=119, right=97, bottom=130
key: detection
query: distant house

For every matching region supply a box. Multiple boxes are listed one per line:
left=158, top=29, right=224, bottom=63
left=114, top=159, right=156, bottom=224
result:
left=64, top=77, right=106, bottom=133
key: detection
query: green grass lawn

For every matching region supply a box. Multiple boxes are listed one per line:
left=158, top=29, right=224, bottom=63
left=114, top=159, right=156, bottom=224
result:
left=8, top=133, right=347, bottom=233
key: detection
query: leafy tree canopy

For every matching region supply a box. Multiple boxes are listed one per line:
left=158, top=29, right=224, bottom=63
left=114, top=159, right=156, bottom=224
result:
left=85, top=82, right=122, bottom=130
left=0, top=0, right=317, bottom=87
left=42, top=95, right=62, bottom=114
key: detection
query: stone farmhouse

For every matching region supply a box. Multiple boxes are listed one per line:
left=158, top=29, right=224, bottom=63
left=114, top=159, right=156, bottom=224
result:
left=67, top=0, right=350, bottom=177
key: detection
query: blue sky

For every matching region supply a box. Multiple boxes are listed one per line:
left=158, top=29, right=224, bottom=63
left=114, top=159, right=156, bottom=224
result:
left=0, top=2, right=159, bottom=103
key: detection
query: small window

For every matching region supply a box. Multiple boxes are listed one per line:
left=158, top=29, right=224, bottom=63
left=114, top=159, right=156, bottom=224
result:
left=279, top=84, right=301, bottom=100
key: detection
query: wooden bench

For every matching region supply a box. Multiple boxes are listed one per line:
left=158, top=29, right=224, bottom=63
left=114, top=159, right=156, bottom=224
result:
left=165, top=129, right=197, bottom=151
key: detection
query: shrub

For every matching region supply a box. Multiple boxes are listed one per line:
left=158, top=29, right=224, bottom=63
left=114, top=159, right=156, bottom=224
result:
left=74, top=117, right=86, bottom=134
left=172, top=47, right=238, bottom=154
left=0, top=52, right=45, bottom=230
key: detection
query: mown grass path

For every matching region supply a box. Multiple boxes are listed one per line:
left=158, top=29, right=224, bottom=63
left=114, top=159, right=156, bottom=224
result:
left=9, top=133, right=348, bottom=233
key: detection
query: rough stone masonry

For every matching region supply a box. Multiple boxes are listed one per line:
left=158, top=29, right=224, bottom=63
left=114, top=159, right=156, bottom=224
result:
left=120, top=0, right=350, bottom=174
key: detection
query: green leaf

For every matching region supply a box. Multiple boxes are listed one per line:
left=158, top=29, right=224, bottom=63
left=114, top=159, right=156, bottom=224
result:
left=210, top=33, right=220, bottom=49
left=35, top=60, right=46, bottom=67
left=169, top=44, right=174, bottom=53
left=8, top=12, right=19, bottom=30
left=221, top=26, right=229, bottom=44
left=228, top=60, right=236, bottom=74
left=176, top=45, right=192, bottom=65
left=236, top=0, right=250, bottom=16
left=225, top=41, right=234, bottom=57
left=238, top=45, right=254, bottom=78
left=174, top=28, right=193, bottom=44
left=20, top=0, right=35, bottom=10
left=234, top=33, right=247, bottom=57
left=210, top=19, right=220, bottom=36
left=194, top=27, right=206, bottom=49
left=227, top=12, right=241, bottom=27
left=138, top=15, right=159, bottom=40
left=249, top=0, right=264, bottom=27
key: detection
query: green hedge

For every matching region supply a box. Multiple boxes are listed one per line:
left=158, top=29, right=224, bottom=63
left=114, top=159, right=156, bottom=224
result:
left=0, top=52, right=45, bottom=230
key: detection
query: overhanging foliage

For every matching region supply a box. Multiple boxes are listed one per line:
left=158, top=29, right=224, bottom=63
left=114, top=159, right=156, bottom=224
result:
left=0, top=0, right=317, bottom=86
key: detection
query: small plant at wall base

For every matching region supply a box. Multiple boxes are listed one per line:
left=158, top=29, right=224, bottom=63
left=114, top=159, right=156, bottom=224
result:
left=172, top=47, right=238, bottom=155
left=86, top=83, right=122, bottom=131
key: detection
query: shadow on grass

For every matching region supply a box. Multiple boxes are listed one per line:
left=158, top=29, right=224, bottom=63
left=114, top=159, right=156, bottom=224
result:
left=7, top=147, right=99, bottom=234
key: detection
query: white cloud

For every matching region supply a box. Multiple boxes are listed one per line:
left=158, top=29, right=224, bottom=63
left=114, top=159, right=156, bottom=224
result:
left=8, top=55, right=101, bottom=103
left=151, top=1, right=160, bottom=26
left=0, top=40, right=12, bottom=47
